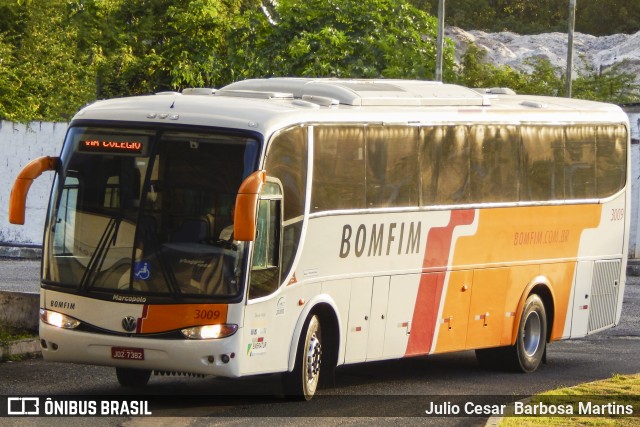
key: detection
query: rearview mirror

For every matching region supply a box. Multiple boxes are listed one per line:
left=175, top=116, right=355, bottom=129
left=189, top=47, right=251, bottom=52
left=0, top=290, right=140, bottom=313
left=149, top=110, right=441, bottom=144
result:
left=233, top=170, right=266, bottom=241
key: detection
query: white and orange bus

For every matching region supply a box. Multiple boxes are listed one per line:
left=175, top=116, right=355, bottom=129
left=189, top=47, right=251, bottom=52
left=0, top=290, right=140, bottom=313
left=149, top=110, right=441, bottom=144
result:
left=10, top=78, right=630, bottom=399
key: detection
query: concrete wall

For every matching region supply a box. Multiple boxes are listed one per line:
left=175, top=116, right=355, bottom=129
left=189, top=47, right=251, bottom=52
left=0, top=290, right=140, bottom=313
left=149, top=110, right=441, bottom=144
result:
left=0, top=291, right=39, bottom=331
left=1, top=115, right=640, bottom=260
left=0, top=121, right=66, bottom=246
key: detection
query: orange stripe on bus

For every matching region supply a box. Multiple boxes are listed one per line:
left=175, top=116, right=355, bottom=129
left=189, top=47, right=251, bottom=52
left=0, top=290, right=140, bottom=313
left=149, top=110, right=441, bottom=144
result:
left=138, top=304, right=229, bottom=334
left=405, top=209, right=475, bottom=356
left=449, top=205, right=601, bottom=345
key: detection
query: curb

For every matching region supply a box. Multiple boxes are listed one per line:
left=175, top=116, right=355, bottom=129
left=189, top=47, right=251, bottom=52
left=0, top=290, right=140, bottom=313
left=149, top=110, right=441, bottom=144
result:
left=0, top=244, right=42, bottom=260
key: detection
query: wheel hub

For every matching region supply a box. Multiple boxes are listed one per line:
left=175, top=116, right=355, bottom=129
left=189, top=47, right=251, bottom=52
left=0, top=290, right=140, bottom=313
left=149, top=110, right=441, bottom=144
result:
left=306, top=334, right=322, bottom=381
left=523, top=311, right=541, bottom=357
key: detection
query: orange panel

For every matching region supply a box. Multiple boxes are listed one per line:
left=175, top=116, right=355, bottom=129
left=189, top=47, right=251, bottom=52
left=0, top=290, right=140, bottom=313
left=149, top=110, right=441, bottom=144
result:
left=499, top=265, right=540, bottom=345
left=139, top=304, right=229, bottom=333
left=449, top=205, right=601, bottom=348
left=541, top=262, right=577, bottom=340
left=452, top=205, right=601, bottom=268
left=465, top=268, right=509, bottom=350
left=434, top=270, right=473, bottom=353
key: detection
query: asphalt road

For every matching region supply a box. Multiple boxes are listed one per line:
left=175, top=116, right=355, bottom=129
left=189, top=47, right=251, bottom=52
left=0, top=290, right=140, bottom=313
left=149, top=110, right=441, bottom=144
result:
left=0, top=259, right=639, bottom=426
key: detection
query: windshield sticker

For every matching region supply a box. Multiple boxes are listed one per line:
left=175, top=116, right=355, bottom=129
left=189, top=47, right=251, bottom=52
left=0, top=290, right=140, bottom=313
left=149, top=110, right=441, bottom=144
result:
left=134, top=261, right=151, bottom=281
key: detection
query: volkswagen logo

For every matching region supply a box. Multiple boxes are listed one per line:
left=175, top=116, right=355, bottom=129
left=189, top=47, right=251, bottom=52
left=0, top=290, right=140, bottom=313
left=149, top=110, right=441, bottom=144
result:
left=122, top=316, right=137, bottom=332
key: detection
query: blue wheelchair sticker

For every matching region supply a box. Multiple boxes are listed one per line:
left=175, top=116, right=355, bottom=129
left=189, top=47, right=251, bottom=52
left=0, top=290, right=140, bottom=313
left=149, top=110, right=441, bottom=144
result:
left=134, top=261, right=151, bottom=280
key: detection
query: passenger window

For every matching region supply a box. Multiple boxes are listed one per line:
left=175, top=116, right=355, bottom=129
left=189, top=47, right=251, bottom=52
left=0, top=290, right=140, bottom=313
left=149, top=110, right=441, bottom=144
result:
left=249, top=182, right=282, bottom=299
left=521, top=126, right=565, bottom=201
left=596, top=125, right=627, bottom=197
left=366, top=126, right=419, bottom=208
left=565, top=126, right=596, bottom=199
left=421, top=125, right=470, bottom=205
left=469, top=124, right=519, bottom=203
left=312, top=126, right=365, bottom=211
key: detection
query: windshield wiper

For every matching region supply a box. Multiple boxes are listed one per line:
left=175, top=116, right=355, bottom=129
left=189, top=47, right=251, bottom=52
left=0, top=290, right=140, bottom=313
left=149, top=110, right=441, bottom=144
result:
left=78, top=215, right=121, bottom=290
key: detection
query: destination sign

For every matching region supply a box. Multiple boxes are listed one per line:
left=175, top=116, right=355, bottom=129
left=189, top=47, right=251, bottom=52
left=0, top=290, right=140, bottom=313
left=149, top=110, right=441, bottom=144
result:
left=79, top=138, right=147, bottom=155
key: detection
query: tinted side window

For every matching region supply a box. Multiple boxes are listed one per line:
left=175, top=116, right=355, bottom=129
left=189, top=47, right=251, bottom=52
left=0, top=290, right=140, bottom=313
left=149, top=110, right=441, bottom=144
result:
left=265, top=127, right=308, bottom=280
left=312, top=126, right=365, bottom=212
left=469, top=125, right=519, bottom=203
left=366, top=126, right=420, bottom=208
left=596, top=125, right=627, bottom=197
left=420, top=125, right=470, bottom=205
left=521, top=125, right=565, bottom=201
left=565, top=126, right=596, bottom=199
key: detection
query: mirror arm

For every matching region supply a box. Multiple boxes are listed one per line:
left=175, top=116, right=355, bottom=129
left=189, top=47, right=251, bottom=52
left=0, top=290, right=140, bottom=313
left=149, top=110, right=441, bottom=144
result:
left=9, top=156, right=59, bottom=225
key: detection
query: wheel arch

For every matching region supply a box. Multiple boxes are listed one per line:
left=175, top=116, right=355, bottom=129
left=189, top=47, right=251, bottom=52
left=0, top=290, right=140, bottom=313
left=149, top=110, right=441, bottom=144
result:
left=287, top=295, right=342, bottom=372
left=511, top=276, right=555, bottom=345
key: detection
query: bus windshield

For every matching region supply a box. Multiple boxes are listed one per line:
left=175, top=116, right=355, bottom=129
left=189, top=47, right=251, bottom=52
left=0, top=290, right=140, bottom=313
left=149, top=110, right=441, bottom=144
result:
left=43, top=126, right=260, bottom=301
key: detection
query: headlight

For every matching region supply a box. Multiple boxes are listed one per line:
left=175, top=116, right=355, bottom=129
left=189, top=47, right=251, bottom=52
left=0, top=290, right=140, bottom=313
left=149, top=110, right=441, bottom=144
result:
left=40, top=309, right=81, bottom=329
left=181, top=324, right=238, bottom=339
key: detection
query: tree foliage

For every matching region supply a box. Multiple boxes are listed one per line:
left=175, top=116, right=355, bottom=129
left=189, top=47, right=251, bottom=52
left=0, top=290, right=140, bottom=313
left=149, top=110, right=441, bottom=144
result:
left=0, top=0, right=638, bottom=122
left=0, top=1, right=95, bottom=121
left=70, top=0, right=249, bottom=97
left=455, top=44, right=640, bottom=102
left=230, top=0, right=453, bottom=80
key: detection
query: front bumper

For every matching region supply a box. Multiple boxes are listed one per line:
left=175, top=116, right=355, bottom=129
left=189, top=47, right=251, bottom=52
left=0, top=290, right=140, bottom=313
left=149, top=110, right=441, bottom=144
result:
left=39, top=321, right=242, bottom=377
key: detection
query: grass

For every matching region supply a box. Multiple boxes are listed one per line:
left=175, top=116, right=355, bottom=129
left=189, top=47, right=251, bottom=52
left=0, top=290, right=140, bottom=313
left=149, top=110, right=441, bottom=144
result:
left=0, top=323, right=38, bottom=361
left=500, top=373, right=640, bottom=426
left=0, top=324, right=36, bottom=345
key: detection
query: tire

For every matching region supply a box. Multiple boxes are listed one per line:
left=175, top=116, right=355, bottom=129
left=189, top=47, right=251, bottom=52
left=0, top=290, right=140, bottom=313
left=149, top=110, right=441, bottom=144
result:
left=475, top=294, right=547, bottom=373
left=283, top=314, right=322, bottom=400
left=511, top=294, right=547, bottom=372
left=115, top=367, right=152, bottom=387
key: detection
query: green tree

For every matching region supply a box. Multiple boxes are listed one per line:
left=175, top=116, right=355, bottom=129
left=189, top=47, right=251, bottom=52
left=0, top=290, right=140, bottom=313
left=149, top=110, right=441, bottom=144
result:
left=454, top=43, right=527, bottom=89
left=456, top=43, right=639, bottom=103
left=0, top=0, right=95, bottom=121
left=577, top=0, right=640, bottom=36
left=572, top=61, right=640, bottom=103
left=73, top=0, right=249, bottom=98
left=231, top=0, right=455, bottom=80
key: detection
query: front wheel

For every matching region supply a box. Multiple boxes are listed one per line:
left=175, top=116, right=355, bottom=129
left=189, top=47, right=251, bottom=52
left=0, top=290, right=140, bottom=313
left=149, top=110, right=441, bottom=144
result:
left=283, top=314, right=322, bottom=400
left=115, top=367, right=152, bottom=387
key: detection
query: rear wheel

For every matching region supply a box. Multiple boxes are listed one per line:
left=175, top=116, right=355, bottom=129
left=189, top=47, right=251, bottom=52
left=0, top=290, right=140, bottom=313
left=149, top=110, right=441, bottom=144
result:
left=475, top=294, right=547, bottom=372
left=513, top=294, right=547, bottom=372
left=283, top=314, right=322, bottom=400
left=115, top=367, right=152, bottom=387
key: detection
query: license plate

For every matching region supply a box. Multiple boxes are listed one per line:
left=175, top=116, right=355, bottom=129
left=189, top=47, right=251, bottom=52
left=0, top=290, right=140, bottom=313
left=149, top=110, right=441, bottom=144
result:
left=111, top=347, right=145, bottom=361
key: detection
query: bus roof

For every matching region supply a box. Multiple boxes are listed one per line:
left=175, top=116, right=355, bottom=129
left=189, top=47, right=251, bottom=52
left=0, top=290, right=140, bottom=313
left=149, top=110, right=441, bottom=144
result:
left=73, top=78, right=629, bottom=136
